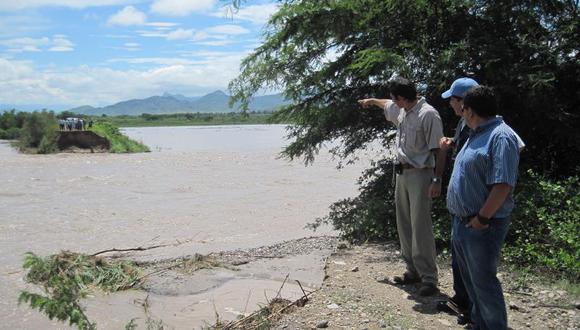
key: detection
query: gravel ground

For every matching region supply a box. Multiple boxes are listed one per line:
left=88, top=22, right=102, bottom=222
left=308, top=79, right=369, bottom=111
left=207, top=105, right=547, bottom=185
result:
left=270, top=243, right=579, bottom=330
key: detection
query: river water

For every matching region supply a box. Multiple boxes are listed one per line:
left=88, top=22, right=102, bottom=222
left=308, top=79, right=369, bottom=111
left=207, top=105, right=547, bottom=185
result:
left=0, top=125, right=375, bottom=329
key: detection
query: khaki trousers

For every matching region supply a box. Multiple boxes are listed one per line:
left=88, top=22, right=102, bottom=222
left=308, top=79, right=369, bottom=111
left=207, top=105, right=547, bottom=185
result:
left=395, top=168, right=438, bottom=285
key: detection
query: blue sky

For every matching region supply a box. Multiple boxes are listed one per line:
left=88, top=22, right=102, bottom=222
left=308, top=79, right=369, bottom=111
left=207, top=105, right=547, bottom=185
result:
left=0, top=0, right=279, bottom=108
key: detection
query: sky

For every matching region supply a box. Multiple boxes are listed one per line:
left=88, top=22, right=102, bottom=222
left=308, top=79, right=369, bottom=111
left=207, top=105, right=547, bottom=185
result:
left=0, top=0, right=279, bottom=109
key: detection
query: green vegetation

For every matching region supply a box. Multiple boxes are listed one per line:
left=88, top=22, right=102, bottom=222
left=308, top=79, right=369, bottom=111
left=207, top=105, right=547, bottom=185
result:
left=0, top=110, right=60, bottom=153
left=507, top=171, right=580, bottom=280
left=95, top=111, right=280, bottom=127
left=230, top=0, right=580, bottom=280
left=19, top=251, right=141, bottom=330
left=18, top=111, right=59, bottom=154
left=0, top=110, right=26, bottom=139
left=91, top=121, right=150, bottom=153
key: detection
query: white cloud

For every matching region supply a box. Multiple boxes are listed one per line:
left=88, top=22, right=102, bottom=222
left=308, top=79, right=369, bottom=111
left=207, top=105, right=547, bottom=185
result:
left=196, top=40, right=233, bottom=47
left=166, top=28, right=194, bottom=40
left=212, top=3, right=279, bottom=25
left=0, top=1, right=135, bottom=11
left=205, top=24, right=249, bottom=35
left=109, top=57, right=195, bottom=66
left=137, top=30, right=168, bottom=38
left=0, top=36, right=73, bottom=53
left=107, top=6, right=146, bottom=26
left=146, top=22, right=178, bottom=28
left=49, top=35, right=74, bottom=51
left=151, top=0, right=217, bottom=17
left=0, top=52, right=249, bottom=106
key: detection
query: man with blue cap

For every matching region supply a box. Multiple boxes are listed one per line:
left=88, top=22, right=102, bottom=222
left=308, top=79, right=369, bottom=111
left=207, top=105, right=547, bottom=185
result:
left=447, top=85, right=521, bottom=330
left=437, top=77, right=480, bottom=324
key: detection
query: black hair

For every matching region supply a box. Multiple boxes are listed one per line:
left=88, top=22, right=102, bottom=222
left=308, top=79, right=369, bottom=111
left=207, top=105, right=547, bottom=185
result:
left=463, top=86, right=497, bottom=118
left=388, top=77, right=417, bottom=101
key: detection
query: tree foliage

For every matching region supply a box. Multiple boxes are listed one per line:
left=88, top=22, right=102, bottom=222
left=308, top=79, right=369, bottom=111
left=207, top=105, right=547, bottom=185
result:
left=18, top=111, right=59, bottom=153
left=230, top=0, right=579, bottom=174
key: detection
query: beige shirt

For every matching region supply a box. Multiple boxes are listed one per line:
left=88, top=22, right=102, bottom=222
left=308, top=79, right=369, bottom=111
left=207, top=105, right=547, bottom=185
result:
left=384, top=97, right=444, bottom=168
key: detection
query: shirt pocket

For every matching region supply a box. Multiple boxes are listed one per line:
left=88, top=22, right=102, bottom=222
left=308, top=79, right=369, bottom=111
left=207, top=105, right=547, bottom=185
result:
left=405, top=123, right=424, bottom=151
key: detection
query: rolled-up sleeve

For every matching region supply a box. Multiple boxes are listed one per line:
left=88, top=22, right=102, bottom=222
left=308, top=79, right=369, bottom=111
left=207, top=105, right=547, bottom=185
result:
left=487, top=134, right=520, bottom=187
left=383, top=100, right=400, bottom=125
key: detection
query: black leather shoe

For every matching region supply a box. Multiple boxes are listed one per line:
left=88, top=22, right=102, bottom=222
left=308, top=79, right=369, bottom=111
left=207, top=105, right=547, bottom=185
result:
left=436, top=300, right=456, bottom=314
left=457, top=313, right=472, bottom=325
left=418, top=283, right=438, bottom=296
left=393, top=273, right=421, bottom=285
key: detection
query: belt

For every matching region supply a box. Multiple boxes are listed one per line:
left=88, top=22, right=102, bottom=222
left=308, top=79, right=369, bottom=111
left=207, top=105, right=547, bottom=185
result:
left=401, top=163, right=415, bottom=170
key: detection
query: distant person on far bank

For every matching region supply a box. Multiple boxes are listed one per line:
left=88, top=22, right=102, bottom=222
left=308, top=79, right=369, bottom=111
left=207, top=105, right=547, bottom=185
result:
left=358, top=77, right=444, bottom=296
left=447, top=86, right=520, bottom=330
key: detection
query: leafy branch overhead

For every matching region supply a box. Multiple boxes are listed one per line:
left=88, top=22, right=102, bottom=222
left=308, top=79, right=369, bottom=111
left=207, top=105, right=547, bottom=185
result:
left=229, top=0, right=579, bottom=175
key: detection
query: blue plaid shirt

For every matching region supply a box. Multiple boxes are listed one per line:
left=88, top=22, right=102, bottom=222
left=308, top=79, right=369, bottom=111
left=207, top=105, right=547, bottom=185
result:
left=447, top=117, right=520, bottom=218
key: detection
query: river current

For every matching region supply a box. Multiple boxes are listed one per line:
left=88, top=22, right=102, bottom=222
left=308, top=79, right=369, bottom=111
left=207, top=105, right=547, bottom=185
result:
left=0, top=125, right=374, bottom=329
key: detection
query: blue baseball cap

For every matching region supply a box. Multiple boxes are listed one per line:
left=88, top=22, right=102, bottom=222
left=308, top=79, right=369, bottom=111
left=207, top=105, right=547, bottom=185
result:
left=441, top=78, right=479, bottom=99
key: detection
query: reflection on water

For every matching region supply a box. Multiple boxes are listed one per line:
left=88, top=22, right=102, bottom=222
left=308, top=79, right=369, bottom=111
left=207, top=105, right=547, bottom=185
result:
left=122, top=124, right=290, bottom=152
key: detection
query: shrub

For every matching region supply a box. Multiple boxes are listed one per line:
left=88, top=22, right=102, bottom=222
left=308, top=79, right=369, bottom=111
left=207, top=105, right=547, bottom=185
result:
left=505, top=171, right=580, bottom=280
left=0, top=127, right=21, bottom=139
left=18, top=111, right=58, bottom=153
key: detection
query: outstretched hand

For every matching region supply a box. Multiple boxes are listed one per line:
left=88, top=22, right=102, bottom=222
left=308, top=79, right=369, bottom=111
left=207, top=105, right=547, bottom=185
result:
left=358, top=99, right=373, bottom=108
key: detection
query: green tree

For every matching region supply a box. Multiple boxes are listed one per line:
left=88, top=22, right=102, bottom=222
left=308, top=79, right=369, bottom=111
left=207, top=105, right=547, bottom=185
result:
left=18, top=111, right=58, bottom=152
left=229, top=0, right=579, bottom=248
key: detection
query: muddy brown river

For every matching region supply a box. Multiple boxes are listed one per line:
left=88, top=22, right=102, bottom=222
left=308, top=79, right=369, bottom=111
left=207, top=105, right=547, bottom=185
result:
left=0, top=125, right=376, bottom=329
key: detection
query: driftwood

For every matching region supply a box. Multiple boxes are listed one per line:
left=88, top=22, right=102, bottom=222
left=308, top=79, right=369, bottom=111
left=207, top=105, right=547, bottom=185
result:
left=221, top=277, right=317, bottom=330
left=90, top=237, right=197, bottom=257
left=90, top=244, right=169, bottom=257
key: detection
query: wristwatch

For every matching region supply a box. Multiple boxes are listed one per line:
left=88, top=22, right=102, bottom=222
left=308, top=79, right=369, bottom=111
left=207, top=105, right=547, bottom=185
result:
left=477, top=214, right=491, bottom=225
left=431, top=177, right=441, bottom=183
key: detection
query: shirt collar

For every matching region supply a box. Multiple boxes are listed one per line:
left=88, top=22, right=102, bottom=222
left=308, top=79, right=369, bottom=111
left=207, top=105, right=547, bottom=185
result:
left=471, top=116, right=503, bottom=135
left=406, top=97, right=425, bottom=115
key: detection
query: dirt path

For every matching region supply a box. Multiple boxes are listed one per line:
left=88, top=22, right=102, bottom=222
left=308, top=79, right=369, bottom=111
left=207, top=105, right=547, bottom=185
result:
left=272, top=243, right=579, bottom=330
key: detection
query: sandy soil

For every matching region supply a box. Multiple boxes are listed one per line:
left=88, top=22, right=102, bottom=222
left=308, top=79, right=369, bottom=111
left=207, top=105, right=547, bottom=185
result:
left=271, top=243, right=579, bottom=330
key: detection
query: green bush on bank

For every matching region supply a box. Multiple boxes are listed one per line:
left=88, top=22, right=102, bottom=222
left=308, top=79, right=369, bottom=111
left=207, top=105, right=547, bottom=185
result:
left=18, top=111, right=59, bottom=154
left=91, top=121, right=150, bottom=153
left=315, top=162, right=579, bottom=280
left=506, top=171, right=580, bottom=280
left=0, top=127, right=21, bottom=139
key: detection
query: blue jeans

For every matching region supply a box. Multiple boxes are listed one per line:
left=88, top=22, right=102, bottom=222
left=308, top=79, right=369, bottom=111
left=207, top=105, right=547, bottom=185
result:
left=451, top=234, right=470, bottom=310
left=452, top=216, right=510, bottom=330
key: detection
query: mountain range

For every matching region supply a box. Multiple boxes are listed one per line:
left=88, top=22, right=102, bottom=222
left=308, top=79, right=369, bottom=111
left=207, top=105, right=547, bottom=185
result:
left=67, top=90, right=288, bottom=116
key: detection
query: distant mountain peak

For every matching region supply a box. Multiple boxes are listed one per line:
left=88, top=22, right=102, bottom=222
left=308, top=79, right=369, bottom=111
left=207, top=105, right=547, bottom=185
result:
left=207, top=90, right=228, bottom=96
left=67, top=90, right=288, bottom=115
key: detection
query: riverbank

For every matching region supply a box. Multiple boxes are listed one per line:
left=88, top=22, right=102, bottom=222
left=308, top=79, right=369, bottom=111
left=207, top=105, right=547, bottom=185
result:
left=96, top=112, right=281, bottom=127
left=270, top=243, right=579, bottom=330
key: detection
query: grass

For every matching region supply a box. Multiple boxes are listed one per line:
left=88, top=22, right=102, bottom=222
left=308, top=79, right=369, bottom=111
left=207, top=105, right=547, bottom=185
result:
left=90, top=121, right=150, bottom=153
